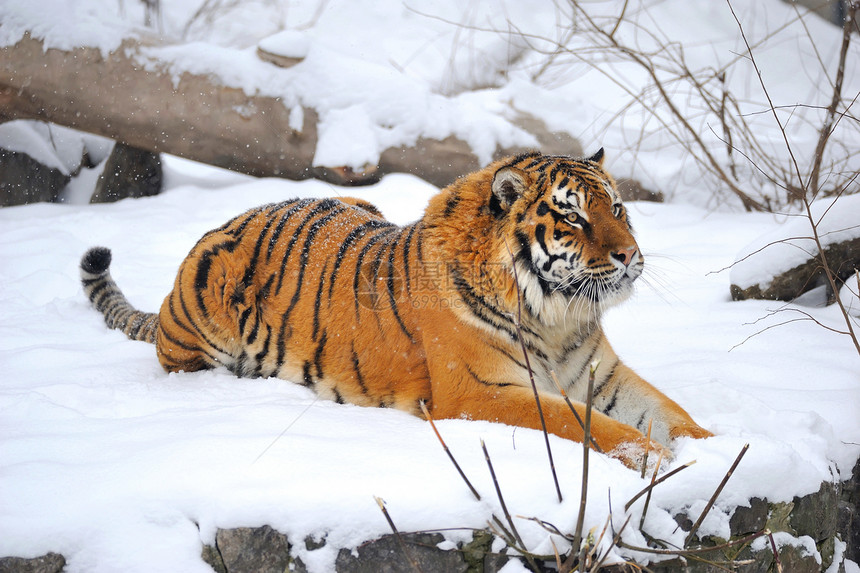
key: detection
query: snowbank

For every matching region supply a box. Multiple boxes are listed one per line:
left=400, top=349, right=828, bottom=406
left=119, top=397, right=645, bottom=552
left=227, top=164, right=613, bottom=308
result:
left=0, top=157, right=857, bottom=571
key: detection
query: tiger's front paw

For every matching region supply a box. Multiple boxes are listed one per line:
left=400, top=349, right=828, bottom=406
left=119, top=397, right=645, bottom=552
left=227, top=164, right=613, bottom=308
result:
left=606, top=436, right=672, bottom=472
left=669, top=421, right=713, bottom=441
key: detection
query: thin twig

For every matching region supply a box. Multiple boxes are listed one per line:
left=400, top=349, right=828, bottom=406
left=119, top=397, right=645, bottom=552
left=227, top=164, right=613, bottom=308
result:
left=730, top=312, right=852, bottom=352
left=506, top=241, right=563, bottom=502
left=419, top=401, right=482, bottom=501
left=685, top=443, right=749, bottom=547
left=549, top=370, right=603, bottom=453
left=640, top=419, right=653, bottom=479
left=608, top=0, right=628, bottom=38
left=481, top=440, right=526, bottom=549
left=768, top=530, right=784, bottom=573
left=624, top=460, right=696, bottom=512
left=567, top=0, right=768, bottom=210
left=251, top=395, right=320, bottom=465
left=522, top=516, right=576, bottom=542
left=564, top=361, right=598, bottom=572
left=620, top=529, right=768, bottom=556
left=374, top=496, right=424, bottom=573
left=808, top=1, right=856, bottom=195
left=799, top=195, right=860, bottom=355
left=590, top=515, right=633, bottom=572
left=638, top=449, right=664, bottom=531
left=726, top=0, right=860, bottom=355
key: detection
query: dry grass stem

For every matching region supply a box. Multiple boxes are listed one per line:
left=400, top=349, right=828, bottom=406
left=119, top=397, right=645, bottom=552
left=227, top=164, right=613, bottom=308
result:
left=419, top=400, right=482, bottom=501
left=684, top=443, right=749, bottom=547
left=481, top=440, right=526, bottom=550
left=768, top=531, right=784, bottom=573
left=563, top=362, right=598, bottom=572
left=624, top=461, right=696, bottom=512
left=374, top=496, right=424, bottom=573
left=640, top=419, right=653, bottom=479
left=638, top=449, right=664, bottom=531
left=550, top=370, right=603, bottom=453
left=506, top=241, right=563, bottom=502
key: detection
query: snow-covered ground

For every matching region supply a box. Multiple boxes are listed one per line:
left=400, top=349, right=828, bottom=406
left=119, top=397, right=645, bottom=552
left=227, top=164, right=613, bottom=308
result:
left=1, top=156, right=858, bottom=572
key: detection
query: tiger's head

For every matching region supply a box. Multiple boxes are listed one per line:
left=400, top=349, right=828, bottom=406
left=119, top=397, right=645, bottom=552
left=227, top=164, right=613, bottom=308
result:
left=423, top=149, right=642, bottom=327
left=489, top=150, right=642, bottom=321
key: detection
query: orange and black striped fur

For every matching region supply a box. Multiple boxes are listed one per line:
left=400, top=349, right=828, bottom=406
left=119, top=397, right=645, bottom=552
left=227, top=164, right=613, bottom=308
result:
left=80, top=150, right=710, bottom=467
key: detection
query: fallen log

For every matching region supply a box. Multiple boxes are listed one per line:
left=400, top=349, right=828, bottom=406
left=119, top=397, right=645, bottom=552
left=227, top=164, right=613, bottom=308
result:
left=0, top=34, right=581, bottom=188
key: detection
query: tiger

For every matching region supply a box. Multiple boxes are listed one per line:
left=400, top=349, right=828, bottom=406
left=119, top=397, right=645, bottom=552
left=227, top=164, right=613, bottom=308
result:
left=80, top=149, right=711, bottom=468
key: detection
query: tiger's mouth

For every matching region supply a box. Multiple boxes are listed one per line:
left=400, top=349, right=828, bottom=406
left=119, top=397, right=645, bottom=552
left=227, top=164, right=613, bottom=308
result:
left=546, top=260, right=643, bottom=304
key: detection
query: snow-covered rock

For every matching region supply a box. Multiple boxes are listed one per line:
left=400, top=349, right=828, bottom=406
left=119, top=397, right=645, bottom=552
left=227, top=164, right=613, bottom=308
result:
left=730, top=194, right=860, bottom=302
left=257, top=30, right=310, bottom=69
left=90, top=143, right=163, bottom=204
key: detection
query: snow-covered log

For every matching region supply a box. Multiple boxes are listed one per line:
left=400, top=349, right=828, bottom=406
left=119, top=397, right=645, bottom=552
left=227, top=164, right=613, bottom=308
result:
left=0, top=35, right=576, bottom=188
left=729, top=195, right=860, bottom=303
left=0, top=35, right=319, bottom=182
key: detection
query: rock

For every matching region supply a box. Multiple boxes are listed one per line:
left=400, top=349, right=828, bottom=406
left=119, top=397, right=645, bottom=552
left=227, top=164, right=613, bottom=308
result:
left=731, top=235, right=860, bottom=303
left=730, top=194, right=860, bottom=303
left=648, top=547, right=772, bottom=573
left=257, top=30, right=310, bottom=69
left=90, top=142, right=162, bottom=203
left=335, top=532, right=468, bottom=573
left=0, top=119, right=86, bottom=206
left=505, top=112, right=584, bottom=159
left=791, top=483, right=839, bottom=542
left=775, top=541, right=821, bottom=573
left=616, top=178, right=664, bottom=203
left=0, top=553, right=65, bottom=573
left=730, top=497, right=768, bottom=536
left=377, top=136, right=481, bottom=189
left=0, top=148, right=70, bottom=206
left=211, top=525, right=293, bottom=573
left=819, top=536, right=836, bottom=571
left=201, top=543, right=227, bottom=573
left=460, top=530, right=495, bottom=571
left=199, top=470, right=860, bottom=573
left=647, top=538, right=825, bottom=573
left=838, top=457, right=860, bottom=564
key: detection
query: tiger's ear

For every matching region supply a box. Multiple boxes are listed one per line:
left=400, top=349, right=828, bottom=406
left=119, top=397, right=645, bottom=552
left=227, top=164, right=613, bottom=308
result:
left=587, top=147, right=605, bottom=165
left=491, top=167, right=528, bottom=212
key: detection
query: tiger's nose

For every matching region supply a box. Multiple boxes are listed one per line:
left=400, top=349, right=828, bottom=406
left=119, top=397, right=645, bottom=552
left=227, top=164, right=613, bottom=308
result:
left=611, top=246, right=638, bottom=267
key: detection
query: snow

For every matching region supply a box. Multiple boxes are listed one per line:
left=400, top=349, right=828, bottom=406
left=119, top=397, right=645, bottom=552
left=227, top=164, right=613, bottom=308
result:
left=730, top=194, right=860, bottom=290
left=1, top=0, right=860, bottom=570
left=752, top=532, right=821, bottom=564
left=1, top=156, right=859, bottom=572
left=258, top=30, right=310, bottom=59
left=841, top=279, right=860, bottom=317
left=0, top=121, right=83, bottom=175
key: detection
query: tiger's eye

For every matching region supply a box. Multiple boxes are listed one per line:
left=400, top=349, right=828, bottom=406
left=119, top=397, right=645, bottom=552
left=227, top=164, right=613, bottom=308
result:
left=567, top=213, right=588, bottom=228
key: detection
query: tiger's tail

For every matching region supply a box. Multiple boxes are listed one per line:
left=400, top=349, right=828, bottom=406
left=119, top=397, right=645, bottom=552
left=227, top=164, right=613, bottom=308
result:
left=80, top=247, right=159, bottom=344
